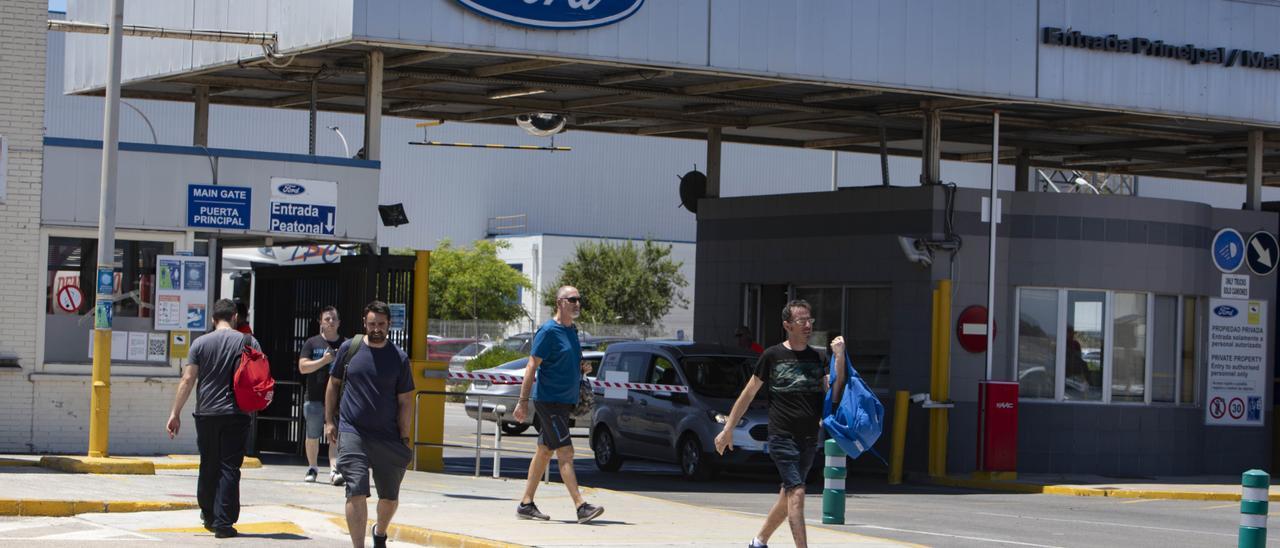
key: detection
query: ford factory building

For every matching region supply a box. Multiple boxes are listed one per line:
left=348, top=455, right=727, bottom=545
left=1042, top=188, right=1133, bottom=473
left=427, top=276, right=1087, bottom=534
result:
left=37, top=0, right=1280, bottom=477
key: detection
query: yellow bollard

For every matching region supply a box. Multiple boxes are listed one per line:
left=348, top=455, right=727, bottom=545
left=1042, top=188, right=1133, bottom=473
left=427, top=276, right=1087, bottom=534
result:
left=888, top=390, right=909, bottom=485
left=410, top=250, right=445, bottom=472
left=928, top=279, right=952, bottom=477
left=88, top=330, right=112, bottom=457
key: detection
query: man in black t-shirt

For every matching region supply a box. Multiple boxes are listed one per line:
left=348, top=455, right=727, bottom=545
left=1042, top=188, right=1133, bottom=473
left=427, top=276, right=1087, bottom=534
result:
left=299, top=306, right=346, bottom=485
left=715, top=299, right=846, bottom=548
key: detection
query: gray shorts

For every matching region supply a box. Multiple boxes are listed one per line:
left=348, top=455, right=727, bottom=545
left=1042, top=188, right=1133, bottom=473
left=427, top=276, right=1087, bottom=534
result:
left=303, top=401, right=325, bottom=440
left=335, top=430, right=412, bottom=500
left=768, top=434, right=817, bottom=490
left=533, top=401, right=574, bottom=450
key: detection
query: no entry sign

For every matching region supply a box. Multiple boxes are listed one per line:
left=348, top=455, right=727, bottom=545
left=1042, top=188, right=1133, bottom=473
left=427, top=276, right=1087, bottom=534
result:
left=957, top=305, right=996, bottom=354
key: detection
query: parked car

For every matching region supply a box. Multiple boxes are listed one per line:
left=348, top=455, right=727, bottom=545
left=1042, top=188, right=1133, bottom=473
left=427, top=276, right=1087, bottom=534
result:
left=498, top=332, right=534, bottom=353
left=464, top=351, right=605, bottom=435
left=590, top=341, right=785, bottom=481
left=428, top=338, right=476, bottom=362
left=448, top=341, right=495, bottom=372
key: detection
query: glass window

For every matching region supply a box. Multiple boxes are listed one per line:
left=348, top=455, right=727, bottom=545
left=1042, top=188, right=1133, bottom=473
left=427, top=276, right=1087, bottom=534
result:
left=1151, top=295, right=1178, bottom=403
left=650, top=356, right=680, bottom=385
left=615, top=352, right=649, bottom=383
left=1180, top=296, right=1198, bottom=404
left=1065, top=290, right=1105, bottom=401
left=681, top=355, right=756, bottom=399
left=1111, top=292, right=1147, bottom=403
left=1016, top=289, right=1058, bottom=399
left=794, top=286, right=841, bottom=347
left=845, top=287, right=891, bottom=390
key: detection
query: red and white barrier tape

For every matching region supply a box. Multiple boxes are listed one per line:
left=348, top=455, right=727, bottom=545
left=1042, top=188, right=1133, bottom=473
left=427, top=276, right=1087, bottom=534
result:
left=447, top=371, right=689, bottom=393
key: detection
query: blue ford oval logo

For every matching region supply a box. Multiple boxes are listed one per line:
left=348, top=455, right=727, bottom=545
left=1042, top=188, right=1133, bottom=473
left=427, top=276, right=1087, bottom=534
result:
left=277, top=183, right=304, bottom=195
left=456, top=0, right=644, bottom=30
left=1214, top=305, right=1239, bottom=318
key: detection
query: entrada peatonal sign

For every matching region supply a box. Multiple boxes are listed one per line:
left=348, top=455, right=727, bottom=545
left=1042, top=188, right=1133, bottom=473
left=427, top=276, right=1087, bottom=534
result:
left=456, top=0, right=644, bottom=30
left=1042, top=27, right=1280, bottom=71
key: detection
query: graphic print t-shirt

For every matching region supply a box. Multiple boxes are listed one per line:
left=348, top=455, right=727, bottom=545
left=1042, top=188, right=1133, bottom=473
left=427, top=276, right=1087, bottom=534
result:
left=753, top=344, right=828, bottom=439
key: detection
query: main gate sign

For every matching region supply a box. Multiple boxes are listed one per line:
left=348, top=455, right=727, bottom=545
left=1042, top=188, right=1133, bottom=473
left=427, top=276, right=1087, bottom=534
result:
left=455, top=0, right=645, bottom=30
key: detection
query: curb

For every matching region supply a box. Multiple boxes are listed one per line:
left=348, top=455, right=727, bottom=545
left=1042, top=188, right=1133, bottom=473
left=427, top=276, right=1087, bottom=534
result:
left=328, top=516, right=527, bottom=548
left=924, top=475, right=1276, bottom=502
left=39, top=456, right=155, bottom=475
left=153, top=456, right=263, bottom=470
left=0, top=499, right=197, bottom=517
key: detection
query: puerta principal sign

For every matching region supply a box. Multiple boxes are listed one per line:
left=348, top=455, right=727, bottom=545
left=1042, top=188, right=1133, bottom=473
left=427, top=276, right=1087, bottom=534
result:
left=455, top=0, right=644, bottom=30
left=1043, top=27, right=1280, bottom=72
left=269, top=177, right=337, bottom=236
left=1206, top=298, right=1267, bottom=427
left=187, top=184, right=251, bottom=229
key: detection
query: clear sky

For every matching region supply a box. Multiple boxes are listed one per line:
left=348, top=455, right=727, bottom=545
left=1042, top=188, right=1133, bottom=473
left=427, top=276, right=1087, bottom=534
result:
left=49, top=0, right=66, bottom=13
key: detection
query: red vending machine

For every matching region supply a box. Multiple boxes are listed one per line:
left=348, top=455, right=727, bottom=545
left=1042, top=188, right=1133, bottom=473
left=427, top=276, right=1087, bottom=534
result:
left=977, top=381, right=1018, bottom=474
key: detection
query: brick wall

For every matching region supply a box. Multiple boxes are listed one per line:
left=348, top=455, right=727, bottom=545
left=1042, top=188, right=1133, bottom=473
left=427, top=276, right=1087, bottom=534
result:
left=29, top=376, right=198, bottom=455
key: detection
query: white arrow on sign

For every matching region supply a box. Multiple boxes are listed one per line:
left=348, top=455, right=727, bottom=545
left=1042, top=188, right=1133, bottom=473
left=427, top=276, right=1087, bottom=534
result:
left=1251, top=237, right=1272, bottom=268
left=325, top=212, right=334, bottom=232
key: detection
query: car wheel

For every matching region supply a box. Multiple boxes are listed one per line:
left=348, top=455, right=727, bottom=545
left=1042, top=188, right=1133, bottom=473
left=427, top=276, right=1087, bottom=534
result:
left=592, top=427, right=623, bottom=472
left=678, top=434, right=718, bottom=482
left=500, top=422, right=529, bottom=436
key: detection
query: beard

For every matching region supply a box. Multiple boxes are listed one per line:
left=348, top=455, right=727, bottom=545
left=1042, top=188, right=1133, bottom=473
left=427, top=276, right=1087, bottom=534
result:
left=366, top=330, right=387, bottom=343
left=570, top=309, right=580, bottom=319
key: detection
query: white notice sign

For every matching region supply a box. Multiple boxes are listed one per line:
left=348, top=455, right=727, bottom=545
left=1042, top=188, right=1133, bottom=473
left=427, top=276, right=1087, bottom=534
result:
left=603, top=371, right=628, bottom=400
left=1206, top=298, right=1267, bottom=426
left=1221, top=274, right=1250, bottom=299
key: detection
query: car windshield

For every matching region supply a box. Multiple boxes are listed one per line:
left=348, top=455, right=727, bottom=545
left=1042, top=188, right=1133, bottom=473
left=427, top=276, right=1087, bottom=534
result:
left=680, top=355, right=757, bottom=399
left=457, top=343, right=486, bottom=357
left=497, top=358, right=530, bottom=370
left=431, top=342, right=470, bottom=355
left=499, top=337, right=527, bottom=352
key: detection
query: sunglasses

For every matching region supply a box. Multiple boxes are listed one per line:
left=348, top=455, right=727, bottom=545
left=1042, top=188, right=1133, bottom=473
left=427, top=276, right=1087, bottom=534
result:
left=562, top=296, right=583, bottom=304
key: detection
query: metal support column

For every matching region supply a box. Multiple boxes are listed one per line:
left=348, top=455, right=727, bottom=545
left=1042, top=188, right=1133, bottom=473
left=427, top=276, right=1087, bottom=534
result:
left=1246, top=130, right=1263, bottom=211
left=706, top=127, right=722, bottom=198
left=921, top=106, right=941, bottom=185
left=879, top=124, right=891, bottom=187
left=1014, top=148, right=1030, bottom=192
left=308, top=78, right=318, bottom=155
left=364, top=51, right=384, bottom=161
left=192, top=85, right=209, bottom=147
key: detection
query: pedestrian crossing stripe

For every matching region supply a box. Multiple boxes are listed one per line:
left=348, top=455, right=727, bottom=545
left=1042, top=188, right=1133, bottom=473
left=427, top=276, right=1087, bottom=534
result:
left=142, top=520, right=304, bottom=534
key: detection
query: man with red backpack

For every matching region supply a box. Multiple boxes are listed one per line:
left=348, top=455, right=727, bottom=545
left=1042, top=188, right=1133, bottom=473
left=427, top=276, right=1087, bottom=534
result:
left=165, top=298, right=261, bottom=539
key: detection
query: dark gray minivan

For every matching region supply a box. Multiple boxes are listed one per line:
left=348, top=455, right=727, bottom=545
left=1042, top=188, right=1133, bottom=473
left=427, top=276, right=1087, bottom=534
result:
left=589, top=341, right=775, bottom=481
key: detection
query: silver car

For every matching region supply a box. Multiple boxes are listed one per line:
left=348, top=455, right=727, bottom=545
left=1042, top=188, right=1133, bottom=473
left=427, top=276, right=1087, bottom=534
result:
left=589, top=341, right=775, bottom=481
left=448, top=341, right=495, bottom=372
left=464, top=351, right=604, bottom=435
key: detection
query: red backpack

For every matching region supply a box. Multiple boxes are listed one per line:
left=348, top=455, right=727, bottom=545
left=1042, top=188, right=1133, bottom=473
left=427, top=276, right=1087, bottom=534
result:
left=234, top=333, right=275, bottom=412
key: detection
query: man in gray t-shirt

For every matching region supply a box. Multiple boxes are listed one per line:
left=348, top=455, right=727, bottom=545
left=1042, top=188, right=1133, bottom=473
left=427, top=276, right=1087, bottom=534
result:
left=166, top=298, right=260, bottom=539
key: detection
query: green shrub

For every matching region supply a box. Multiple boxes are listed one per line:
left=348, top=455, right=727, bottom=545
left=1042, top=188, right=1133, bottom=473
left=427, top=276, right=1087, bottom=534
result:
left=468, top=347, right=527, bottom=372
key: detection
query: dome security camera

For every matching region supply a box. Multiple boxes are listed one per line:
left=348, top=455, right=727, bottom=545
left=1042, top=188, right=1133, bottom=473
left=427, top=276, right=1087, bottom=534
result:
left=516, top=113, right=566, bottom=136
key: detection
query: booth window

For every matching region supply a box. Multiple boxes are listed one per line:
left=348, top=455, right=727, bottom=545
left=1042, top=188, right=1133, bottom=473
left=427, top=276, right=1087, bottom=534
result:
left=1015, top=287, right=1199, bottom=406
left=789, top=286, right=892, bottom=390
left=45, top=235, right=174, bottom=365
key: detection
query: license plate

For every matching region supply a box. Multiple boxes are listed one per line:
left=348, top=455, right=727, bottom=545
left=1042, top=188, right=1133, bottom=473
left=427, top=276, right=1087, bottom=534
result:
left=473, top=381, right=490, bottom=389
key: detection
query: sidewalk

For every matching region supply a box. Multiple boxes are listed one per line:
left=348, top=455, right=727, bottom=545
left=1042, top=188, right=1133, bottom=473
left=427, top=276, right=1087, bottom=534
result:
left=0, top=456, right=907, bottom=547
left=923, top=472, right=1276, bottom=501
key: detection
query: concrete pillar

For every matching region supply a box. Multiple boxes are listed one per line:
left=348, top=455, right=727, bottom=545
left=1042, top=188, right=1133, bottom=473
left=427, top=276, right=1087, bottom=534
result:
left=921, top=106, right=941, bottom=185
left=706, top=127, right=722, bottom=198
left=364, top=50, right=384, bottom=161
left=1015, top=148, right=1031, bottom=192
left=1246, top=129, right=1263, bottom=211
left=192, top=85, right=209, bottom=147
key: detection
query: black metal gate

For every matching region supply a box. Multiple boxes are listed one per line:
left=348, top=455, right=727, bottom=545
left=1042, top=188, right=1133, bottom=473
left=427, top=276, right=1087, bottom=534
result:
left=251, top=253, right=417, bottom=456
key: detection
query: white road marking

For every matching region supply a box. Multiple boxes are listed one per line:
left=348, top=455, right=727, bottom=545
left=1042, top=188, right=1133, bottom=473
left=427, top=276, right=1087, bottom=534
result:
left=972, top=511, right=1237, bottom=538
left=853, top=524, right=1064, bottom=547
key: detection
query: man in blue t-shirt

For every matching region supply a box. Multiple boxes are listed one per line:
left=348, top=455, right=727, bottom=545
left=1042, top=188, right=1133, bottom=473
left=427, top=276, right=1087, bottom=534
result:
left=512, top=286, right=604, bottom=524
left=326, top=301, right=415, bottom=548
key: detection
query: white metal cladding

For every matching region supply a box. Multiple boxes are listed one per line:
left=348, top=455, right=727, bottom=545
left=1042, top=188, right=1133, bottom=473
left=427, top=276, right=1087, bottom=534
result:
left=1038, top=0, right=1280, bottom=124
left=64, top=0, right=353, bottom=94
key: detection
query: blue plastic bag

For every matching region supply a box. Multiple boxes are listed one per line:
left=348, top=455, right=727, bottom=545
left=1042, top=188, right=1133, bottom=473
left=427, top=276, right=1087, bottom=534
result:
left=822, top=350, right=885, bottom=461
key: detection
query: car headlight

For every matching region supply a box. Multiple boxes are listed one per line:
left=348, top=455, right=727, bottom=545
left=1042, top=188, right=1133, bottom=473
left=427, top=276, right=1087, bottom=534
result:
left=707, top=410, right=746, bottom=427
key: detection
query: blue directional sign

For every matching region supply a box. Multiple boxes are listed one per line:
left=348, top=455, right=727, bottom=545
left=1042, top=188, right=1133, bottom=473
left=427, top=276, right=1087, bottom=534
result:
left=269, top=178, right=337, bottom=236
left=1212, top=228, right=1245, bottom=273
left=1247, top=230, right=1278, bottom=276
left=187, top=184, right=251, bottom=229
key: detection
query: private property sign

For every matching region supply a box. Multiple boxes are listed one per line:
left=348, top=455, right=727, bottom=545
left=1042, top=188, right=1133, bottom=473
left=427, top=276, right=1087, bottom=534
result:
left=187, top=184, right=251, bottom=229
left=269, top=177, right=337, bottom=236
left=1206, top=298, right=1267, bottom=427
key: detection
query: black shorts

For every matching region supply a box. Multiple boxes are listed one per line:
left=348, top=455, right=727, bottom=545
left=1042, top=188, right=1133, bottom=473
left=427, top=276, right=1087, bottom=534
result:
left=335, top=430, right=412, bottom=500
left=533, top=401, right=574, bottom=450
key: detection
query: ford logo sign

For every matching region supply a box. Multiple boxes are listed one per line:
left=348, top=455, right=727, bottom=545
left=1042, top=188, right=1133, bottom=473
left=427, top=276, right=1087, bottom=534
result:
left=456, top=0, right=644, bottom=30
left=277, top=183, right=304, bottom=195
left=1214, top=305, right=1239, bottom=318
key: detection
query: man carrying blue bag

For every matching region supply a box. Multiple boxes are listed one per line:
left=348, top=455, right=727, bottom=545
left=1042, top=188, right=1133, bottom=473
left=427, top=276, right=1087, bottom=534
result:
left=823, top=342, right=886, bottom=463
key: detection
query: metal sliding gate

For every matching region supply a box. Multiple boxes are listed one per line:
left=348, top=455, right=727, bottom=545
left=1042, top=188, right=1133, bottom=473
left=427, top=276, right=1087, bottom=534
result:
left=250, top=253, right=416, bottom=456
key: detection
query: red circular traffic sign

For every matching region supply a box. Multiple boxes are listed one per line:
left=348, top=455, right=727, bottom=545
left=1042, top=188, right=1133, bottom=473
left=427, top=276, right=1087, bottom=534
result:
left=1210, top=397, right=1227, bottom=419
left=956, top=305, right=996, bottom=353
left=1230, top=397, right=1246, bottom=420
left=56, top=285, right=82, bottom=313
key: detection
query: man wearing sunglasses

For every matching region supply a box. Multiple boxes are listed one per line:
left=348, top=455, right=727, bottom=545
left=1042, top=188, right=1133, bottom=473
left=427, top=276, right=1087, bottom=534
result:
left=715, top=299, right=845, bottom=548
left=513, top=286, right=604, bottom=524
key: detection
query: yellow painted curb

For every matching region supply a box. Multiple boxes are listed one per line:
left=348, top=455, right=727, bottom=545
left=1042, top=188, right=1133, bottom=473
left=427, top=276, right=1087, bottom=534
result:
left=0, top=458, right=39, bottom=467
left=38, top=456, right=156, bottom=475
left=329, top=516, right=527, bottom=548
left=144, top=520, right=303, bottom=535
left=153, top=456, right=262, bottom=470
left=0, top=499, right=196, bottom=516
left=928, top=475, right=1276, bottom=502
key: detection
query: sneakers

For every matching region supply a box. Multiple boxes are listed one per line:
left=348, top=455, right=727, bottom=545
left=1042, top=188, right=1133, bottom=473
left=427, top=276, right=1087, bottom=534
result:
left=213, top=527, right=238, bottom=539
left=749, top=538, right=768, bottom=548
left=576, top=502, right=604, bottom=524
left=330, top=469, right=345, bottom=486
left=304, top=468, right=318, bottom=482
left=371, top=523, right=388, bottom=548
left=516, top=501, right=550, bottom=521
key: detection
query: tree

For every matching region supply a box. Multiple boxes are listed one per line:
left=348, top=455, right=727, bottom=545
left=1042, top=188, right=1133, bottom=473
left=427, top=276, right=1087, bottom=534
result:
left=426, top=239, right=531, bottom=322
left=544, top=239, right=688, bottom=328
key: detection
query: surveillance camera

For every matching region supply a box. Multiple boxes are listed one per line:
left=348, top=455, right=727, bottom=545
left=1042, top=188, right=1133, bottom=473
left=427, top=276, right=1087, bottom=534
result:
left=897, top=236, right=933, bottom=267
left=910, top=393, right=929, bottom=404
left=515, top=113, right=566, bottom=136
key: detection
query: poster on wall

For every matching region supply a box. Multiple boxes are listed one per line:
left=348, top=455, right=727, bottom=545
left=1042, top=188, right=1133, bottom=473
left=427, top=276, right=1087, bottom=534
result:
left=1206, top=298, right=1268, bottom=427
left=154, top=255, right=209, bottom=331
